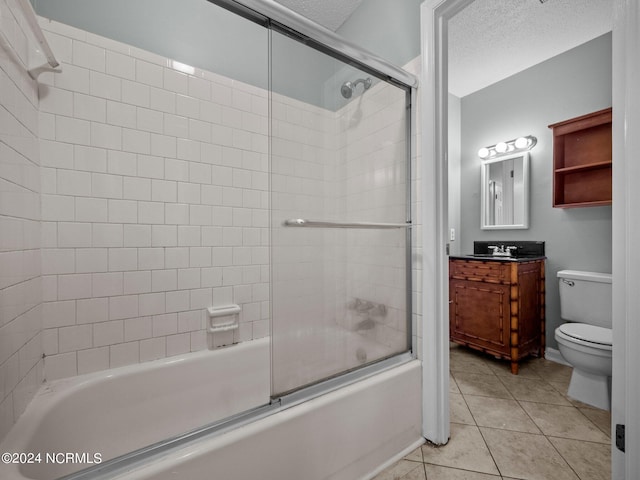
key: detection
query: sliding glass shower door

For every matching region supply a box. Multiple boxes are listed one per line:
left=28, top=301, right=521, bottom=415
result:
left=270, top=30, right=412, bottom=396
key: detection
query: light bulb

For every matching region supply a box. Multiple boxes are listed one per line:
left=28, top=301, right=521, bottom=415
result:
left=495, top=142, right=508, bottom=153
left=515, top=137, right=529, bottom=149
left=478, top=147, right=490, bottom=158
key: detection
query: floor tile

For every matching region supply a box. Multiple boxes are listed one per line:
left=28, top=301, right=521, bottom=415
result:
left=450, top=352, right=495, bottom=375
left=423, top=464, right=501, bottom=479
left=450, top=393, right=475, bottom=425
left=449, top=346, right=491, bottom=363
left=381, top=349, right=613, bottom=480
left=421, top=424, right=499, bottom=476
left=452, top=372, right=513, bottom=399
left=480, top=427, right=579, bottom=480
left=548, top=380, right=571, bottom=396
left=450, top=373, right=461, bottom=394
left=548, top=437, right=611, bottom=480
left=530, top=358, right=573, bottom=383
left=483, top=356, right=543, bottom=379
left=398, top=468, right=427, bottom=480
left=371, top=459, right=425, bottom=480
left=404, top=446, right=423, bottom=463
left=464, top=394, right=540, bottom=434
left=519, top=401, right=610, bottom=443
left=579, top=407, right=612, bottom=438
left=498, top=375, right=572, bottom=405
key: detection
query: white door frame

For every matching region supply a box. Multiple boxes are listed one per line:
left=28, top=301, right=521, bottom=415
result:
left=420, top=0, right=475, bottom=445
left=611, top=0, right=640, bottom=478
left=421, top=2, right=640, bottom=476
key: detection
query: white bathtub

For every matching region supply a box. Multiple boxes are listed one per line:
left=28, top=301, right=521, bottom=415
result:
left=0, top=337, right=422, bottom=480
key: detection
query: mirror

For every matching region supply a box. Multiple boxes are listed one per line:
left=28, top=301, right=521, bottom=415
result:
left=481, top=152, right=529, bottom=229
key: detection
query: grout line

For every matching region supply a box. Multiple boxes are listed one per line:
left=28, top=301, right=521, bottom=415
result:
left=469, top=426, right=503, bottom=478
left=444, top=350, right=612, bottom=480
left=421, top=461, right=502, bottom=478
left=456, top=389, right=477, bottom=427
left=542, top=433, right=584, bottom=479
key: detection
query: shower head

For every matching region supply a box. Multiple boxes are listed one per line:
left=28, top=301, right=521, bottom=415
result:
left=340, top=77, right=372, bottom=99
left=340, top=82, right=355, bottom=99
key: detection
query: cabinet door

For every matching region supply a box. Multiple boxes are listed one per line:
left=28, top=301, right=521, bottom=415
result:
left=450, top=279, right=511, bottom=355
left=517, top=263, right=542, bottom=349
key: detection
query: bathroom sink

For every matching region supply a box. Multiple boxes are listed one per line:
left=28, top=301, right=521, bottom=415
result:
left=464, top=253, right=545, bottom=262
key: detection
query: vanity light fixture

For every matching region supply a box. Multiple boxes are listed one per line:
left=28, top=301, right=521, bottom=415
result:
left=477, top=135, right=537, bottom=159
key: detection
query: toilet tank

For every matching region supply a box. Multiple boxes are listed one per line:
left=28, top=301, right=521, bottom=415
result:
left=558, top=270, right=612, bottom=328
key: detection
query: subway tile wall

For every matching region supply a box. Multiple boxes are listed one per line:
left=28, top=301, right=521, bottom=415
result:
left=0, top=0, right=44, bottom=440
left=337, top=78, right=409, bottom=351
left=270, top=64, right=422, bottom=394
left=37, top=18, right=270, bottom=379
left=0, top=8, right=423, bottom=438
left=37, top=17, right=424, bottom=384
left=403, top=57, right=423, bottom=354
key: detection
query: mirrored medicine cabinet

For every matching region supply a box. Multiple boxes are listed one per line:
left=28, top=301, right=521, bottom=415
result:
left=481, top=152, right=529, bottom=230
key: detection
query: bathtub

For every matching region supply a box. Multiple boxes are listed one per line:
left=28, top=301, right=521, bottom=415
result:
left=0, top=337, right=422, bottom=480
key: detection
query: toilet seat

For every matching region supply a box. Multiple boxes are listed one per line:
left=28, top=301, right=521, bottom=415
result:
left=557, top=323, right=612, bottom=350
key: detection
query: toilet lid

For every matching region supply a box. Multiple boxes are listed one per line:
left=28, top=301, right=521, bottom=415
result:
left=558, top=323, right=612, bottom=346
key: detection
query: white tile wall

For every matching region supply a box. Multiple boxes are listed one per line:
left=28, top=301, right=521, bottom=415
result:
left=336, top=77, right=410, bottom=351
left=38, top=18, right=270, bottom=381
left=404, top=57, right=424, bottom=354
left=270, top=58, right=423, bottom=392
left=0, top=0, right=44, bottom=441
left=0, top=7, right=423, bottom=441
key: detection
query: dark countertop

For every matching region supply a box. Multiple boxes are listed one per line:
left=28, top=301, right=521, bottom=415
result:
left=450, top=254, right=546, bottom=263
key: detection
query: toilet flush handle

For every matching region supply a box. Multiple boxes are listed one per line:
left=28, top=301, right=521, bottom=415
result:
left=561, top=278, right=575, bottom=287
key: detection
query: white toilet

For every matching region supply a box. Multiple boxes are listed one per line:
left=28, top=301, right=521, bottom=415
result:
left=554, top=270, right=612, bottom=410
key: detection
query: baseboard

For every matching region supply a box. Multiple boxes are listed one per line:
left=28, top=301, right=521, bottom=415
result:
left=545, top=347, right=571, bottom=366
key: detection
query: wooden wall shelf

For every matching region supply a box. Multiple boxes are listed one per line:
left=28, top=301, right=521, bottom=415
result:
left=548, top=108, right=612, bottom=208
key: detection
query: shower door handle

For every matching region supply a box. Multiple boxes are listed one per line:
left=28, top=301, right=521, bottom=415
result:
left=283, top=219, right=411, bottom=229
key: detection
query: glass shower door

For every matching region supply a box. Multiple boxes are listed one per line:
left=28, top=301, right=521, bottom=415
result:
left=270, top=30, right=411, bottom=396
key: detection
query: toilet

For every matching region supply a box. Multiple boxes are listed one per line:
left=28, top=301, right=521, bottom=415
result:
left=554, top=270, right=612, bottom=410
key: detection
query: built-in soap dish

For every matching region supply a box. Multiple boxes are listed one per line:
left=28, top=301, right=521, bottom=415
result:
left=207, top=304, right=241, bottom=333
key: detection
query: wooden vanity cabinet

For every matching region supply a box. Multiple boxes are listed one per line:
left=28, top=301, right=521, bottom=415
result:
left=449, top=258, right=545, bottom=374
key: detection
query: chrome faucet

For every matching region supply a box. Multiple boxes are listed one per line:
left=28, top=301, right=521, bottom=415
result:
left=489, top=245, right=518, bottom=257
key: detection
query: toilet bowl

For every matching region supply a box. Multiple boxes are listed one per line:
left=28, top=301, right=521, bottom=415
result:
left=555, top=323, right=612, bottom=410
left=554, top=270, right=612, bottom=410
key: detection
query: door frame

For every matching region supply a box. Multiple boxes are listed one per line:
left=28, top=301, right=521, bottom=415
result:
left=420, top=0, right=475, bottom=445
left=611, top=1, right=640, bottom=478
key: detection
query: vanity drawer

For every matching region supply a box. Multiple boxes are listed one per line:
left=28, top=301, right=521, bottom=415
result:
left=449, top=259, right=510, bottom=283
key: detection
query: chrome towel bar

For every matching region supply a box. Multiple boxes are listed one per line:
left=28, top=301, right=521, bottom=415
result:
left=283, top=219, right=411, bottom=229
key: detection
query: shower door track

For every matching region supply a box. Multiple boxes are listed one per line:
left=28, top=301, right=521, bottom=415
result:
left=56, top=353, right=414, bottom=480
left=207, top=0, right=418, bottom=90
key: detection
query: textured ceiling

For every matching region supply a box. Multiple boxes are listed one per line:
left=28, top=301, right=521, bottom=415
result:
left=273, top=0, right=364, bottom=31
left=449, top=0, right=613, bottom=97
left=274, top=0, right=612, bottom=97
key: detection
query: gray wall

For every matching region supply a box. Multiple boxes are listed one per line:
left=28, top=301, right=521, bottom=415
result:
left=459, top=33, right=612, bottom=349
left=32, top=0, right=347, bottom=108
left=33, top=0, right=421, bottom=110
left=33, top=0, right=270, bottom=88
left=448, top=94, right=462, bottom=256
left=336, top=0, right=422, bottom=68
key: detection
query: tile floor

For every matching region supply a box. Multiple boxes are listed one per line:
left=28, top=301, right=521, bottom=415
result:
left=374, top=344, right=612, bottom=480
